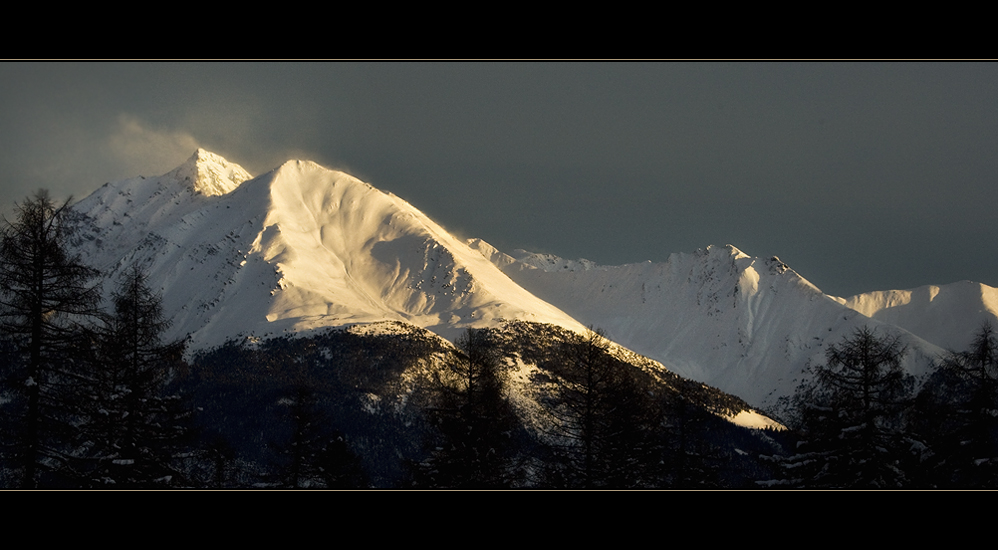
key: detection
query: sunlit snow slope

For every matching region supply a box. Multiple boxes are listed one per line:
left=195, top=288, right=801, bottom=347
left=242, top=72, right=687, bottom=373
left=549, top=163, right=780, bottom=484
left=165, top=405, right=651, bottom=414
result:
left=833, top=282, right=998, bottom=353
left=470, top=240, right=945, bottom=408
left=68, top=150, right=586, bottom=351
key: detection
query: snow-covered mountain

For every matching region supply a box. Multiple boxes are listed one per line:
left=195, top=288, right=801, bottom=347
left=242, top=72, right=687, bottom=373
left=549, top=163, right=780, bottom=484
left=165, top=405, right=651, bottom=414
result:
left=468, top=240, right=955, bottom=408
left=66, top=149, right=993, bottom=411
left=68, top=149, right=586, bottom=352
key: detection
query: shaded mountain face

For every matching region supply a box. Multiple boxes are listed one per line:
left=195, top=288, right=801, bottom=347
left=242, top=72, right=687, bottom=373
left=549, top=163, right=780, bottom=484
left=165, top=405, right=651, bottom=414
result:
left=67, top=150, right=585, bottom=352
left=468, top=239, right=951, bottom=408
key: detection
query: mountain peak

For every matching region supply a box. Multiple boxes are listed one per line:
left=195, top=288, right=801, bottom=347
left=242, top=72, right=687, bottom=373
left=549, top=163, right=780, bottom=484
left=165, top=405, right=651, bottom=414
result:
left=165, top=148, right=253, bottom=197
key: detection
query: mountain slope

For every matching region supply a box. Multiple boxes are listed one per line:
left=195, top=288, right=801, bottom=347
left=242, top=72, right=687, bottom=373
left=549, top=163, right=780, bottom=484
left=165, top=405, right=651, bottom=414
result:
left=833, top=281, right=998, bottom=353
left=469, top=240, right=945, bottom=408
left=68, top=151, right=586, bottom=351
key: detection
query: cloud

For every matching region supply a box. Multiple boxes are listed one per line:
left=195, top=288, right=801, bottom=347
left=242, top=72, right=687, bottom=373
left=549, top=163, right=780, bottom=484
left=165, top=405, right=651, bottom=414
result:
left=107, top=114, right=200, bottom=177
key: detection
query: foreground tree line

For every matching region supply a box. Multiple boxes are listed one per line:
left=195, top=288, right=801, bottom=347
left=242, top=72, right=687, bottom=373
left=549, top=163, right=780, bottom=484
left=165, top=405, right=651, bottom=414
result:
left=0, top=191, right=188, bottom=487
left=1, top=189, right=997, bottom=489
left=761, top=323, right=998, bottom=488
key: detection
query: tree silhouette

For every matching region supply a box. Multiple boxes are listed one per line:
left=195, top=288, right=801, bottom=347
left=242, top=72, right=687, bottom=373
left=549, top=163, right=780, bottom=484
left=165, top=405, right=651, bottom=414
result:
left=0, top=190, right=101, bottom=487
left=542, top=327, right=662, bottom=488
left=915, top=320, right=998, bottom=487
left=416, top=328, right=522, bottom=488
left=780, top=327, right=916, bottom=488
left=78, top=265, right=188, bottom=487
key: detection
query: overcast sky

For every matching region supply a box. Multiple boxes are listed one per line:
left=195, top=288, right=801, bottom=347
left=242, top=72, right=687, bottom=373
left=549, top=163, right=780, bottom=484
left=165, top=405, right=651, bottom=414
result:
left=1, top=61, right=996, bottom=297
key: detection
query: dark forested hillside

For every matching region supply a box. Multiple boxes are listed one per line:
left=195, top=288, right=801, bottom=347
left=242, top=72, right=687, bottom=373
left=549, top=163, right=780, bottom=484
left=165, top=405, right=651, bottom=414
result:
left=183, top=323, right=449, bottom=488
left=168, top=321, right=785, bottom=488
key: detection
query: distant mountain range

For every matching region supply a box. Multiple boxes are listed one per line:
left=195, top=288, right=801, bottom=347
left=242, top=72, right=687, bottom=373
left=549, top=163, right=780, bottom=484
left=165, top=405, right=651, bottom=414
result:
left=65, top=150, right=998, bottom=410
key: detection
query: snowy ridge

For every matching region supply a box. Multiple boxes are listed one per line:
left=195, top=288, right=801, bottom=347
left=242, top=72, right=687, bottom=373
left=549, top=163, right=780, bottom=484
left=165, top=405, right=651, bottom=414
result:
left=473, top=241, right=945, bottom=408
left=833, top=281, right=998, bottom=353
left=69, top=152, right=586, bottom=352
left=509, top=249, right=599, bottom=273
left=465, top=240, right=600, bottom=274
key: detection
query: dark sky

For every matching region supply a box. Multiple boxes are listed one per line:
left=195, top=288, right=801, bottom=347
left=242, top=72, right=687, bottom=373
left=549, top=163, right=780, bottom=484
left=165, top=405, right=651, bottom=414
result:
left=2, top=61, right=996, bottom=297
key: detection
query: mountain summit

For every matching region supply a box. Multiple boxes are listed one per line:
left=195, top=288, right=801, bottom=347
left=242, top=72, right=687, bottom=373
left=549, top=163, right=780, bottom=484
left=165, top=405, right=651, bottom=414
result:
left=68, top=151, right=585, bottom=352
left=165, top=148, right=252, bottom=197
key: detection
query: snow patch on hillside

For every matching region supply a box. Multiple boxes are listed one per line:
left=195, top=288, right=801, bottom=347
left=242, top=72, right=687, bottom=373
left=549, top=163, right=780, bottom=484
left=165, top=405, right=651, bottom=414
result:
left=725, top=410, right=785, bottom=431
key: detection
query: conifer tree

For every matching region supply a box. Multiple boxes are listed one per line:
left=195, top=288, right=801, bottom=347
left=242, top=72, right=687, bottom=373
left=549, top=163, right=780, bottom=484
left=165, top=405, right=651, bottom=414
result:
left=79, top=265, right=188, bottom=487
left=548, top=328, right=613, bottom=487
left=780, top=327, right=916, bottom=488
left=543, top=327, right=661, bottom=488
left=915, top=321, right=998, bottom=487
left=417, top=328, right=521, bottom=488
left=0, top=190, right=101, bottom=488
